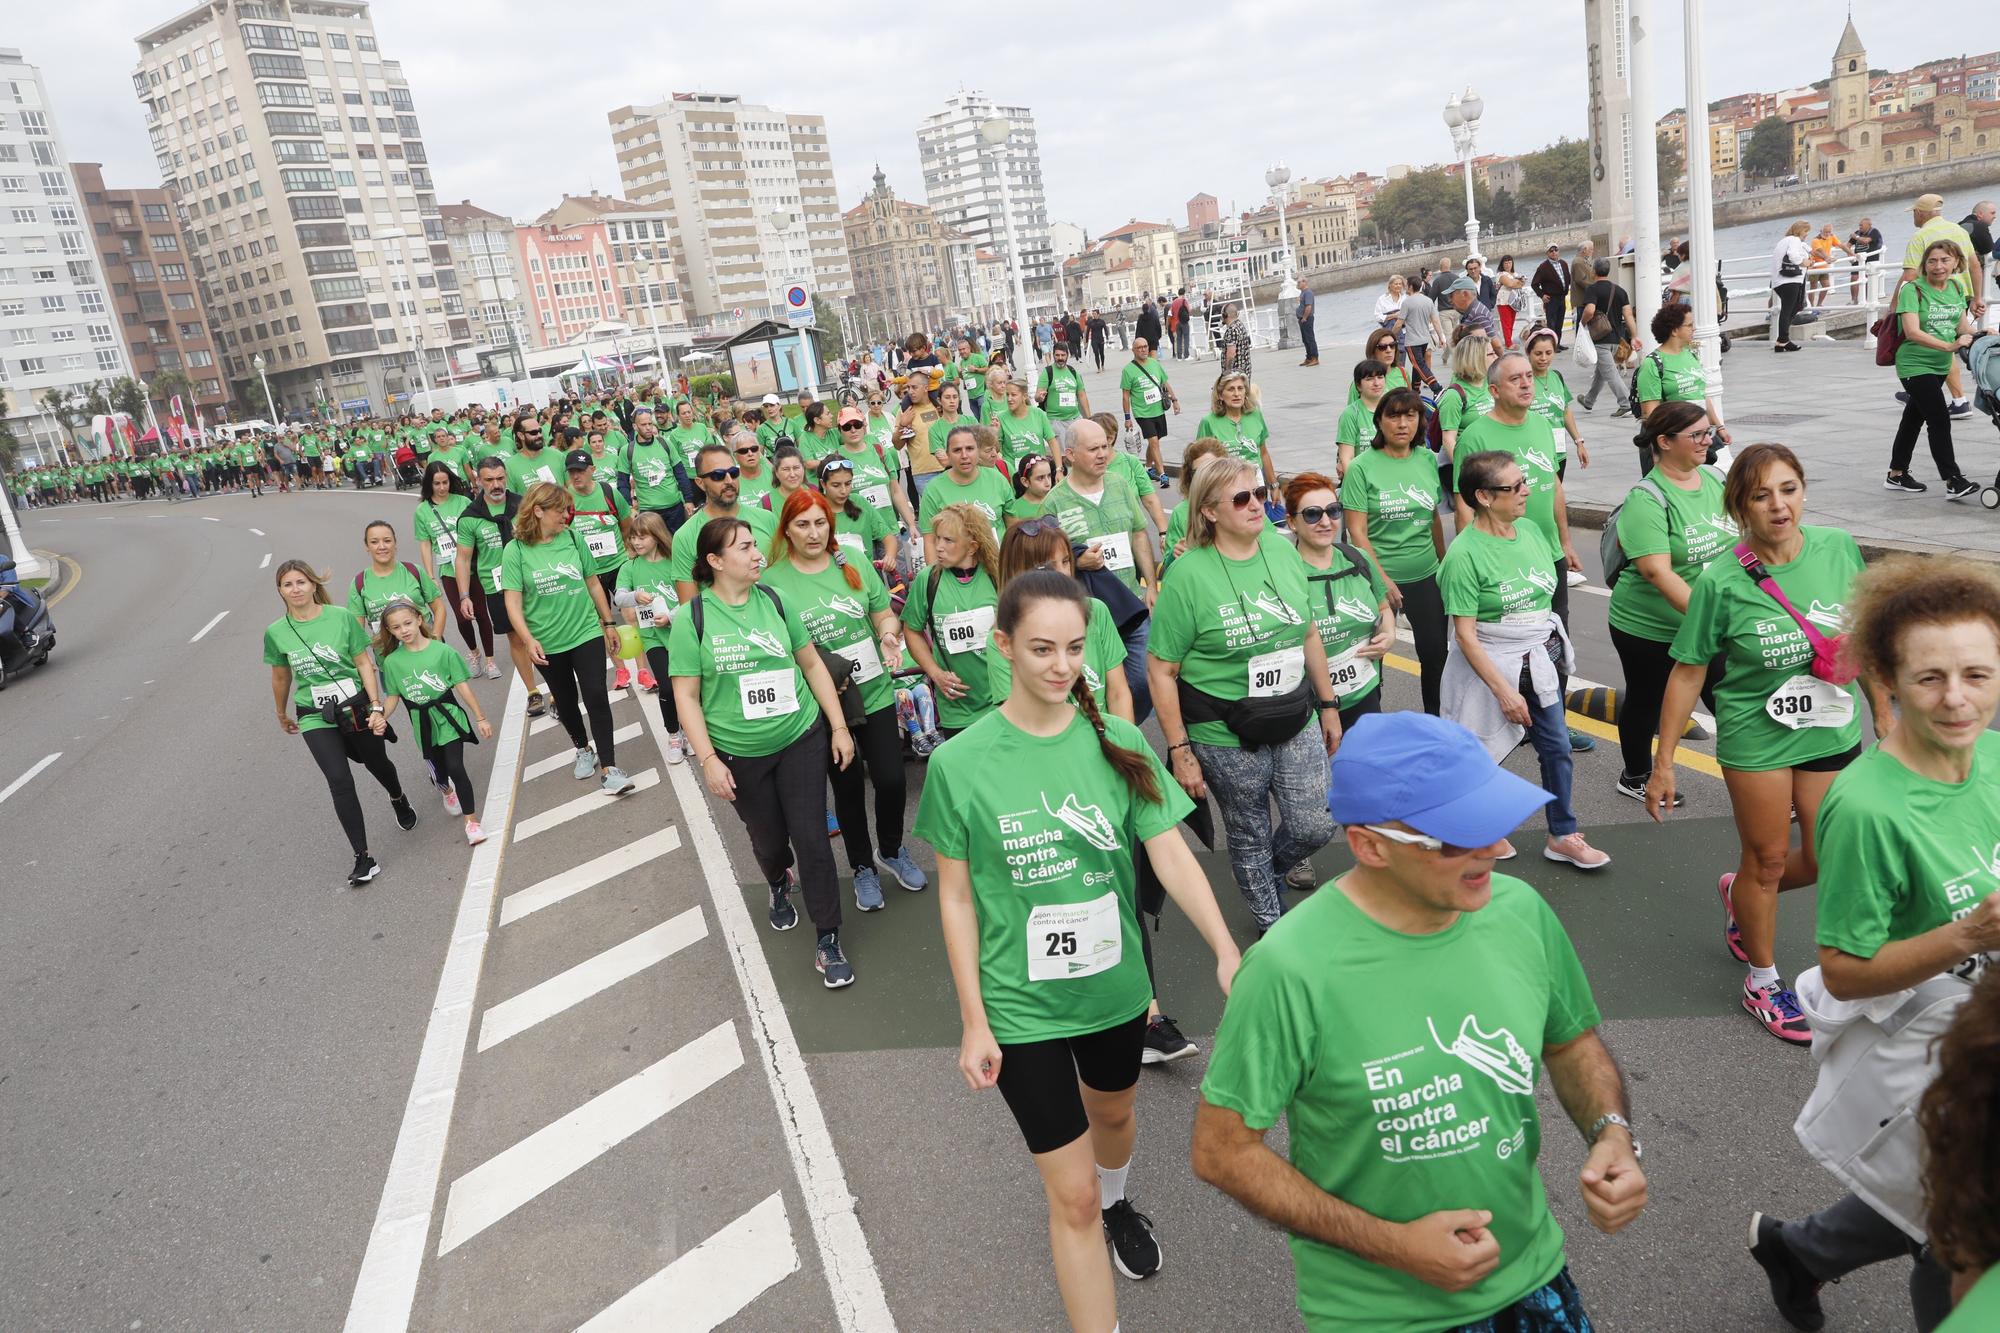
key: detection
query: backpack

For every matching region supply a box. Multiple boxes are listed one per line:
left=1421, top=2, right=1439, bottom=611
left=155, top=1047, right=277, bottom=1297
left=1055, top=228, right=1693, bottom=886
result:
left=353, top=561, right=425, bottom=597
left=1303, top=540, right=1377, bottom=613
left=1627, top=351, right=1666, bottom=411
left=1423, top=384, right=1468, bottom=455
left=1599, top=476, right=1693, bottom=588
left=687, top=582, right=783, bottom=640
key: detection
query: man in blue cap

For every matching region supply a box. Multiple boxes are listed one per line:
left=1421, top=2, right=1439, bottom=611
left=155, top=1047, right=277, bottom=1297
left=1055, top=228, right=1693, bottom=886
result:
left=1192, top=712, right=1647, bottom=1332
left=1447, top=275, right=1501, bottom=342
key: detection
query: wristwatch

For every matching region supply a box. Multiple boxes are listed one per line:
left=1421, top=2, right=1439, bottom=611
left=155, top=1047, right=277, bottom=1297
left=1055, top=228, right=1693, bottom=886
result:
left=1586, top=1113, right=1641, bottom=1160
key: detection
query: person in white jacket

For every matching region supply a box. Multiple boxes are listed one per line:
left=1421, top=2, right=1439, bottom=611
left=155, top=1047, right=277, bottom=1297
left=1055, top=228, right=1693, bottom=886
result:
left=1770, top=220, right=1812, bottom=352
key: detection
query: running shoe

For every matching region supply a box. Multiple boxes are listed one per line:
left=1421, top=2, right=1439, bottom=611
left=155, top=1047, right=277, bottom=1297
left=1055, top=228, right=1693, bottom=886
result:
left=613, top=663, right=631, bottom=690
left=1944, top=475, right=1979, bottom=501
left=815, top=930, right=854, bottom=988
left=348, top=853, right=381, bottom=886
left=876, top=846, right=928, bottom=891
left=1282, top=860, right=1318, bottom=891
left=1565, top=568, right=1588, bottom=587
left=441, top=785, right=462, bottom=817
left=1950, top=398, right=1973, bottom=417
left=1748, top=1212, right=1826, bottom=1331
left=1718, top=873, right=1748, bottom=962
left=1614, top=772, right=1682, bottom=807
left=1743, top=976, right=1812, bottom=1045
left=637, top=667, right=658, bottom=691
left=465, top=650, right=482, bottom=675
left=484, top=657, right=502, bottom=680
left=1494, top=839, right=1519, bottom=860
left=527, top=690, right=548, bottom=716
left=1102, top=1200, right=1163, bottom=1280
left=391, top=795, right=418, bottom=832
left=768, top=878, right=798, bottom=931
left=1884, top=472, right=1928, bottom=493
left=663, top=731, right=688, bottom=765
left=1894, top=389, right=1911, bottom=404
left=853, top=866, right=885, bottom=912
left=1544, top=833, right=1611, bottom=870
left=571, top=747, right=597, bottom=780
left=600, top=766, right=635, bottom=796
left=1141, top=1015, right=1199, bottom=1064
left=1568, top=727, right=1596, bottom=752
left=464, top=819, right=486, bottom=846
left=1612, top=403, right=1633, bottom=418
left=826, top=808, right=841, bottom=838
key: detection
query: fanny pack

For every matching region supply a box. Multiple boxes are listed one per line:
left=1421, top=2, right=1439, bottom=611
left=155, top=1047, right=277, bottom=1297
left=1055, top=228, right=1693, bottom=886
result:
left=1735, top=543, right=1858, bottom=686
left=1176, top=677, right=1313, bottom=751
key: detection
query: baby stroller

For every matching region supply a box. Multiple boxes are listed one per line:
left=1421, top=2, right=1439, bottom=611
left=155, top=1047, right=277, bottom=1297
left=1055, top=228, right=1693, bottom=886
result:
left=392, top=442, right=421, bottom=490
left=1961, top=335, right=2000, bottom=509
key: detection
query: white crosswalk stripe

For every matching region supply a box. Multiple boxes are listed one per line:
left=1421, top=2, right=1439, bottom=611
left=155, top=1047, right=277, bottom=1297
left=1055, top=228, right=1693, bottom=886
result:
left=530, top=685, right=640, bottom=735
left=498, top=827, right=681, bottom=926
left=476, top=908, right=707, bottom=1052
left=511, top=769, right=659, bottom=840
left=576, top=1192, right=798, bottom=1333
left=521, top=723, right=643, bottom=781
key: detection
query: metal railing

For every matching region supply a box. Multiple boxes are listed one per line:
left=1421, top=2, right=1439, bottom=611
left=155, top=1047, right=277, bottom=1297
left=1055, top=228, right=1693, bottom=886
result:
left=1706, top=249, right=1898, bottom=340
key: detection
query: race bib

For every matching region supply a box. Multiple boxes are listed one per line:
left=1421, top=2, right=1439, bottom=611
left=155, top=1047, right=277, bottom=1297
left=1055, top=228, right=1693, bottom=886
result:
left=1551, top=426, right=1571, bottom=457
left=488, top=565, right=504, bottom=594
left=1025, top=891, right=1122, bottom=982
left=308, top=678, right=357, bottom=707
left=636, top=593, right=672, bottom=629
left=1094, top=531, right=1135, bottom=572
left=584, top=529, right=618, bottom=559
left=1138, top=383, right=1162, bottom=407
left=529, top=465, right=556, bottom=486
left=1327, top=645, right=1379, bottom=699
left=1765, top=674, right=1855, bottom=730
left=860, top=484, right=892, bottom=511
left=434, top=532, right=457, bottom=565
left=1056, top=389, right=1078, bottom=409
left=1246, top=643, right=1305, bottom=697
left=738, top=668, right=800, bottom=720
left=836, top=531, right=868, bottom=558
left=833, top=636, right=884, bottom=684
left=937, top=605, right=995, bottom=656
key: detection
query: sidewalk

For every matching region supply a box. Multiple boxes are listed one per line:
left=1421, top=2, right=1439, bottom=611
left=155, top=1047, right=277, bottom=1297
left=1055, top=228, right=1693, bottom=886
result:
left=1064, top=333, right=2000, bottom=560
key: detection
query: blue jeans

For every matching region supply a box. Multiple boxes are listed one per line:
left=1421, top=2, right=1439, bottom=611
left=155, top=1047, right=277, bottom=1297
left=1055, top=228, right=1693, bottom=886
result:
left=1120, top=615, right=1153, bottom=724
left=1525, top=680, right=1577, bottom=837
left=1190, top=723, right=1336, bottom=931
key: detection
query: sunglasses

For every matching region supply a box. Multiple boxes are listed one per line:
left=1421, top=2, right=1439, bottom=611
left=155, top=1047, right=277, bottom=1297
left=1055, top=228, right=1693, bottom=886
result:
left=819, top=458, right=855, bottom=474
left=1481, top=480, right=1531, bottom=495
left=1294, top=504, right=1338, bottom=525
left=1228, top=486, right=1271, bottom=509
left=735, top=445, right=760, bottom=455
left=839, top=421, right=866, bottom=431
left=1362, top=824, right=1478, bottom=858
left=701, top=466, right=742, bottom=481
left=1014, top=517, right=1063, bottom=539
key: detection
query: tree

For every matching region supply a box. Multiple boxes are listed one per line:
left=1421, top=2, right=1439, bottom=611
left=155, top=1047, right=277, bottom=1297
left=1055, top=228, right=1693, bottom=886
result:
left=1372, top=167, right=1491, bottom=247
left=811, top=295, right=847, bottom=361
left=1657, top=131, right=1684, bottom=192
left=1743, top=116, right=1795, bottom=179
left=1486, top=187, right=1522, bottom=232
left=0, top=390, right=18, bottom=472
left=236, top=376, right=275, bottom=419
left=1515, top=139, right=1591, bottom=226
left=107, top=376, right=147, bottom=420
left=1355, top=219, right=1379, bottom=246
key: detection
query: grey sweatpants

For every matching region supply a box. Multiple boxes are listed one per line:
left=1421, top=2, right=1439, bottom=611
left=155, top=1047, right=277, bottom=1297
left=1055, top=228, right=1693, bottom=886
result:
left=1784, top=1193, right=1950, bottom=1331
left=1577, top=340, right=1628, bottom=411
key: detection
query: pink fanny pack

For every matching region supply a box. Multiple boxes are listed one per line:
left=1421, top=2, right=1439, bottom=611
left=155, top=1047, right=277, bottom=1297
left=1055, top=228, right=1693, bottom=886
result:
left=1734, top=543, right=1859, bottom=686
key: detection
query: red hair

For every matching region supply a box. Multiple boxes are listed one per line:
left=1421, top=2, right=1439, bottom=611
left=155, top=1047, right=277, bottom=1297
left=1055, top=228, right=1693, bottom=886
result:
left=775, top=485, right=861, bottom=589
left=1284, top=471, right=1338, bottom=515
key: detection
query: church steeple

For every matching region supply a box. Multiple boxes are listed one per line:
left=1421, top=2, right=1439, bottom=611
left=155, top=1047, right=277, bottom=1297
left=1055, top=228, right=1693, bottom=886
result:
left=1833, top=14, right=1865, bottom=66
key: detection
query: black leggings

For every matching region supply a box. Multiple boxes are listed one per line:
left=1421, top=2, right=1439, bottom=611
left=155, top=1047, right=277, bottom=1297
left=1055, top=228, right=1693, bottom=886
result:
left=1399, top=573, right=1447, bottom=716
left=996, top=1011, right=1148, bottom=1155
left=426, top=739, right=478, bottom=814
left=1890, top=372, right=1963, bottom=482
left=1775, top=282, right=1806, bottom=344
left=827, top=703, right=906, bottom=869
left=304, top=725, right=405, bottom=855
left=539, top=639, right=617, bottom=767
left=719, top=718, right=841, bottom=935
left=1609, top=624, right=1720, bottom=780
left=446, top=574, right=496, bottom=657
left=643, top=646, right=681, bottom=732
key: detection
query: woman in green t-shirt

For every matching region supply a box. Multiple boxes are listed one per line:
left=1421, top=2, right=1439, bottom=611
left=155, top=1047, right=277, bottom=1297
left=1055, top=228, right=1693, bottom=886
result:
left=1888, top=239, right=1977, bottom=497
left=1285, top=472, right=1392, bottom=731
left=902, top=502, right=1002, bottom=739
left=1345, top=328, right=1411, bottom=407
left=374, top=599, right=494, bottom=845
left=1439, top=450, right=1609, bottom=871
left=1647, top=443, right=1885, bottom=1045
left=1194, top=372, right=1276, bottom=494
left=758, top=444, right=808, bottom=518
left=1634, top=304, right=1731, bottom=479
left=501, top=481, right=635, bottom=797
left=1523, top=328, right=1589, bottom=474
left=1340, top=388, right=1446, bottom=713
left=817, top=456, right=899, bottom=574
left=1334, top=360, right=1387, bottom=482
left=349, top=519, right=447, bottom=640
left=1752, top=557, right=2000, bottom=1313
left=612, top=512, right=679, bottom=746
left=1004, top=453, right=1056, bottom=529
left=262, top=559, right=413, bottom=887
left=764, top=487, right=926, bottom=912
left=918, top=423, right=1011, bottom=554
left=1607, top=402, right=1733, bottom=798
left=669, top=517, right=859, bottom=986
left=913, top=569, right=1239, bottom=1322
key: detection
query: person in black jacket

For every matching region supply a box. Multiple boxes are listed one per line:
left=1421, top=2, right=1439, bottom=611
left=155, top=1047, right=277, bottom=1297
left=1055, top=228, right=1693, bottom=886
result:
left=1135, top=298, right=1163, bottom=353
left=1532, top=244, right=1572, bottom=346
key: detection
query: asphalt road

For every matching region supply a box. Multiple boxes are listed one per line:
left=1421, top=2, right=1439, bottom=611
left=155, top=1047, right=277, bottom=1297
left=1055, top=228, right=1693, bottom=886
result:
left=2, top=485, right=1925, bottom=1333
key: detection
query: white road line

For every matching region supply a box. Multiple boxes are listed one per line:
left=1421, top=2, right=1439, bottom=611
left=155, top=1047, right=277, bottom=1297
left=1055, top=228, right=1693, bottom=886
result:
left=0, top=753, right=61, bottom=806
left=511, top=769, right=658, bottom=840
left=530, top=685, right=637, bottom=735
left=637, top=678, right=893, bottom=1331
left=499, top=827, right=681, bottom=926
left=189, top=610, right=230, bottom=643
left=578, top=1192, right=798, bottom=1333
left=259, top=553, right=271, bottom=570
left=521, top=724, right=642, bottom=781
left=342, top=676, right=528, bottom=1333
left=476, top=907, right=707, bottom=1052
left=437, top=1019, right=743, bottom=1255
left=201, top=515, right=220, bottom=522
left=249, top=527, right=265, bottom=536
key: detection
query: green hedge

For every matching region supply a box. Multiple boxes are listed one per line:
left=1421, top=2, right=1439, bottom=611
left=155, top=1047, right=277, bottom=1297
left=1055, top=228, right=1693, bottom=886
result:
left=690, top=372, right=736, bottom=399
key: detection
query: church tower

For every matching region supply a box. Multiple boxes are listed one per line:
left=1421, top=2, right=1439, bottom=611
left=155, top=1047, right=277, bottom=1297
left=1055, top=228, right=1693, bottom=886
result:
left=1830, top=15, right=1868, bottom=133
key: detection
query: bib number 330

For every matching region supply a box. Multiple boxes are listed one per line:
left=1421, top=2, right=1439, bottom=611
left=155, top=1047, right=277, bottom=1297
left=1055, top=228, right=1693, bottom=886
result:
left=1765, top=674, right=1854, bottom=731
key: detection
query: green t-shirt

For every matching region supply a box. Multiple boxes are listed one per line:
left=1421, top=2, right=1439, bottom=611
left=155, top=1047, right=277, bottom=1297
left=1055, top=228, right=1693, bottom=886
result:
left=1003, top=492, right=1049, bottom=525
left=1529, top=371, right=1574, bottom=456
left=666, top=584, right=820, bottom=758
left=500, top=529, right=602, bottom=656
left=643, top=431, right=702, bottom=503
left=1633, top=347, right=1707, bottom=405
left=300, top=435, right=324, bottom=459
left=1121, top=358, right=1171, bottom=419
left=263, top=608, right=370, bottom=733
left=431, top=442, right=471, bottom=481
left=1199, top=876, right=1600, bottom=1333
left=1816, top=732, right=2000, bottom=983
left=347, top=561, right=444, bottom=636
left=1938, top=1261, right=2000, bottom=1332
left=1335, top=399, right=1379, bottom=452
left=568, top=480, right=631, bottom=576
left=1195, top=410, right=1271, bottom=468
left=910, top=708, right=1190, bottom=1043
left=1436, top=381, right=1492, bottom=439
left=761, top=557, right=896, bottom=716
left=735, top=466, right=775, bottom=510
left=1300, top=544, right=1390, bottom=706
left=1043, top=471, right=1150, bottom=595
left=1439, top=523, right=1559, bottom=624
left=1039, top=364, right=1086, bottom=420
left=1340, top=448, right=1442, bottom=584
left=455, top=498, right=513, bottom=596
left=830, top=440, right=900, bottom=530
left=756, top=416, right=797, bottom=451
left=901, top=565, right=1001, bottom=731
left=378, top=637, right=473, bottom=750
left=992, top=405, right=1056, bottom=467
left=925, top=412, right=977, bottom=471
left=614, top=552, right=679, bottom=652
left=984, top=594, right=1125, bottom=704
left=1670, top=525, right=1866, bottom=772
left=918, top=466, right=1013, bottom=536
left=588, top=444, right=629, bottom=481
left=833, top=503, right=894, bottom=563
left=1605, top=467, right=1735, bottom=644
left=1894, top=280, right=1965, bottom=379
left=1455, top=414, right=1562, bottom=554
left=797, top=427, right=841, bottom=465
left=1159, top=501, right=1190, bottom=578
left=668, top=505, right=778, bottom=588
left=504, top=448, right=562, bottom=496
left=1148, top=527, right=1313, bottom=749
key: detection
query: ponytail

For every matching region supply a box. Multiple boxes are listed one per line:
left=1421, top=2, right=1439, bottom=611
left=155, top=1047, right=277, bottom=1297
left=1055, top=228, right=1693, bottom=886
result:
left=1071, top=675, right=1161, bottom=804
left=830, top=544, right=863, bottom=591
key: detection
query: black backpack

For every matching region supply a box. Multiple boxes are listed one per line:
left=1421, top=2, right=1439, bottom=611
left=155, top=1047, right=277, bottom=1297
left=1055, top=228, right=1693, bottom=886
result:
left=1628, top=351, right=1666, bottom=411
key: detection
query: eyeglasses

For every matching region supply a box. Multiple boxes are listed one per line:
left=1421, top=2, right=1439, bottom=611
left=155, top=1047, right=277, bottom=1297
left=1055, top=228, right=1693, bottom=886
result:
left=701, top=466, right=742, bottom=481
left=1294, top=504, right=1338, bottom=525
left=839, top=421, right=866, bottom=431
left=1480, top=480, right=1531, bottom=495
left=1227, top=486, right=1271, bottom=509
left=866, top=399, right=885, bottom=407
left=1361, top=824, right=1478, bottom=858
left=1678, top=428, right=1715, bottom=444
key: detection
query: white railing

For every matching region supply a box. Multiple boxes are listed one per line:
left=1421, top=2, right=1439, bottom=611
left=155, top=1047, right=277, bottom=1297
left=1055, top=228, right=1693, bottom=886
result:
left=1708, top=249, right=1898, bottom=340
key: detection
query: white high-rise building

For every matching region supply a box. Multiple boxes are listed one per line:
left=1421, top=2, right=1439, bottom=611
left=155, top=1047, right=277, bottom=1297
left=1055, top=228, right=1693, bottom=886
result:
left=916, top=92, right=1056, bottom=319
left=609, top=92, right=852, bottom=324
left=0, top=48, right=131, bottom=462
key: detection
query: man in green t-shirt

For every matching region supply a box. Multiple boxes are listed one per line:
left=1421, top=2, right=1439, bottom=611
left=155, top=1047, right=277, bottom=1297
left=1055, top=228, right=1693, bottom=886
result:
left=1035, top=342, right=1092, bottom=429
left=670, top=441, right=778, bottom=602
left=1194, top=711, right=1647, bottom=1333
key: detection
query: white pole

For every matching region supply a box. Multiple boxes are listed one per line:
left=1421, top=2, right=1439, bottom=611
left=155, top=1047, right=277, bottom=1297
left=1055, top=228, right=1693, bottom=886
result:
left=1629, top=0, right=1663, bottom=324
left=1460, top=146, right=1481, bottom=256
left=0, top=464, right=47, bottom=580
left=1683, top=0, right=1724, bottom=408
left=990, top=135, right=1038, bottom=372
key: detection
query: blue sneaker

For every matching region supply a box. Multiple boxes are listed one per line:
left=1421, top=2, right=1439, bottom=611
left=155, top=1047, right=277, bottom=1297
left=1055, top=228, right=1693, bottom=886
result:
left=853, top=866, right=885, bottom=912
left=571, top=746, right=597, bottom=780
left=1567, top=728, right=1596, bottom=753
left=600, top=766, right=636, bottom=796
left=875, top=846, right=928, bottom=891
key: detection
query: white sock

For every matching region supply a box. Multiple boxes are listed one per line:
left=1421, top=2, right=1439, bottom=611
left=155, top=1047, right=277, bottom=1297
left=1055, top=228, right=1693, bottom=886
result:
left=1097, top=1159, right=1130, bottom=1210
left=1749, top=964, right=1780, bottom=990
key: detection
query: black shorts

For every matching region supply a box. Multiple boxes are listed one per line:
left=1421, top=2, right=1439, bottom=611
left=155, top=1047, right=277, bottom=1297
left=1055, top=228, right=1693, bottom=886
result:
left=1795, top=741, right=1863, bottom=774
left=1134, top=413, right=1169, bottom=441
left=483, top=584, right=514, bottom=636
left=996, top=1010, right=1148, bottom=1155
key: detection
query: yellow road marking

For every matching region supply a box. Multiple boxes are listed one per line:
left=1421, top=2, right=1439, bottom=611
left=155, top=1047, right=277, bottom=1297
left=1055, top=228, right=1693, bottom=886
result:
left=30, top=550, right=81, bottom=608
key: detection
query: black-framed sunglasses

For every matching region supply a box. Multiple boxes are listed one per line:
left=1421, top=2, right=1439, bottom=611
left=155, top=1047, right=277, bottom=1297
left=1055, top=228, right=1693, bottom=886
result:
left=1014, top=517, right=1063, bottom=539
left=1294, top=504, right=1338, bottom=525
left=1481, top=479, right=1531, bottom=495
left=1228, top=486, right=1271, bottom=509
left=701, top=466, right=742, bottom=481
left=735, top=445, right=760, bottom=456
left=839, top=421, right=866, bottom=431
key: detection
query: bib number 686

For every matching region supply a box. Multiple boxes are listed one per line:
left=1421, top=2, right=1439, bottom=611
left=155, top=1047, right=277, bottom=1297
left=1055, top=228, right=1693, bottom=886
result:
left=747, top=686, right=778, bottom=706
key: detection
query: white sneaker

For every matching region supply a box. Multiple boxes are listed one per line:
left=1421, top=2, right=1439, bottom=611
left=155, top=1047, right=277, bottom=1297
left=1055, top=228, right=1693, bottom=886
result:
left=464, top=818, right=486, bottom=846
left=484, top=656, right=502, bottom=680
left=664, top=731, right=688, bottom=765
left=441, top=785, right=462, bottom=816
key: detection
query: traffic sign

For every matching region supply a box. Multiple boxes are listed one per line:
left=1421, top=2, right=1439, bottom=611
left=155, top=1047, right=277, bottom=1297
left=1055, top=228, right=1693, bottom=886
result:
left=731, top=306, right=745, bottom=318
left=784, top=283, right=814, bottom=328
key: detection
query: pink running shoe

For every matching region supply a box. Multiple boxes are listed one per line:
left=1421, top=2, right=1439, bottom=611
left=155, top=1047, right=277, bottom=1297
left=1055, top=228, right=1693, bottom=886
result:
left=1718, top=873, right=1748, bottom=962
left=637, top=667, right=658, bottom=692
left=613, top=663, right=632, bottom=690
left=1743, top=977, right=1812, bottom=1045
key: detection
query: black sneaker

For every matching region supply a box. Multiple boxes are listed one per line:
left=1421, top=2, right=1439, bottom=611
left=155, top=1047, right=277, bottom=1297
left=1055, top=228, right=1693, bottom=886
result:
left=1141, top=1015, right=1199, bottom=1064
left=768, top=880, right=798, bottom=932
left=1612, top=403, right=1633, bottom=418
left=1102, top=1199, right=1162, bottom=1279
left=1615, top=772, right=1683, bottom=807
left=1748, top=1212, right=1826, bottom=1331
left=391, top=795, right=418, bottom=831
left=1884, top=472, right=1928, bottom=493
left=1945, top=475, right=1979, bottom=501
left=348, top=853, right=381, bottom=887
left=815, top=931, right=854, bottom=988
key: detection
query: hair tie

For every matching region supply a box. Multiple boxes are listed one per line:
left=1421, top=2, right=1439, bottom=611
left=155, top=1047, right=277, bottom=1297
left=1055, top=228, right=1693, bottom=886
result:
left=832, top=546, right=848, bottom=569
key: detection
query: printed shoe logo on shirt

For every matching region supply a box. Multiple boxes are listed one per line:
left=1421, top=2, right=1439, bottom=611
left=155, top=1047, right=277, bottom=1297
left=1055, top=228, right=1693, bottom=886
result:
left=745, top=628, right=789, bottom=659
left=1041, top=792, right=1121, bottom=852
left=412, top=669, right=453, bottom=698
left=1523, top=565, right=1560, bottom=595
left=1521, top=447, right=1555, bottom=478
left=1803, top=599, right=1846, bottom=633
left=1332, top=592, right=1378, bottom=624
left=822, top=593, right=866, bottom=621
left=1395, top=483, right=1436, bottom=512
left=637, top=458, right=670, bottom=486
left=1248, top=590, right=1303, bottom=626
left=1428, top=1014, right=1535, bottom=1096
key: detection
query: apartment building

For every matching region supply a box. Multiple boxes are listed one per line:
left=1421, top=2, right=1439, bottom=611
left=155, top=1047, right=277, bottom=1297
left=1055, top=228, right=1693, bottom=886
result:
left=916, top=92, right=1056, bottom=319
left=513, top=214, right=619, bottom=350
left=439, top=200, right=526, bottom=377
left=534, top=193, right=684, bottom=343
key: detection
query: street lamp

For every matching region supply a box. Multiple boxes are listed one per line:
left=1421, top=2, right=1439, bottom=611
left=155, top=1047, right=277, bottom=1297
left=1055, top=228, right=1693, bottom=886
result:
left=1266, top=163, right=1298, bottom=348
left=1442, top=87, right=1486, bottom=257
left=767, top=210, right=820, bottom=399
left=979, top=114, right=1038, bottom=371
left=633, top=245, right=671, bottom=385
left=251, top=352, right=276, bottom=424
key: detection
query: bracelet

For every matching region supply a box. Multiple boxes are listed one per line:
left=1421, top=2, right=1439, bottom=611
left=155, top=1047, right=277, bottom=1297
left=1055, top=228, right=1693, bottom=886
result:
left=698, top=752, right=718, bottom=764
left=1167, top=740, right=1193, bottom=756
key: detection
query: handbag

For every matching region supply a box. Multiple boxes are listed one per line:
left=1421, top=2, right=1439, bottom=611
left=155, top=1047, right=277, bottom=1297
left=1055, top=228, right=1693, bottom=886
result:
left=1871, top=278, right=1909, bottom=368
left=1734, top=544, right=1859, bottom=685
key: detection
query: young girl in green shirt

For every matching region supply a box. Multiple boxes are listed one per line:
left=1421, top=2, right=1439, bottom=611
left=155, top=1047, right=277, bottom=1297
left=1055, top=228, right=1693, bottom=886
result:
left=374, top=600, right=493, bottom=845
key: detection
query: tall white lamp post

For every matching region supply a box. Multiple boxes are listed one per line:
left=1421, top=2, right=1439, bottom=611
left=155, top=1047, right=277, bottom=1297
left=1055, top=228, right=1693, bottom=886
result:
left=1443, top=88, right=1486, bottom=257
left=979, top=115, right=1038, bottom=370
left=767, top=210, right=820, bottom=399
left=252, top=352, right=276, bottom=423
left=1682, top=0, right=1723, bottom=406
left=1267, top=163, right=1298, bottom=347
left=634, top=246, right=670, bottom=382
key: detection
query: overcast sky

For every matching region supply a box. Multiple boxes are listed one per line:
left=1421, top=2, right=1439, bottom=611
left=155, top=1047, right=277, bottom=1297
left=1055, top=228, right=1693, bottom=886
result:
left=16, top=0, right=1966, bottom=238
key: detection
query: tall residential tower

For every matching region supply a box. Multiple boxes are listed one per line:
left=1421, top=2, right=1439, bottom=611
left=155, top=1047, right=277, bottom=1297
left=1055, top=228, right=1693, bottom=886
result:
left=916, top=92, right=1056, bottom=319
